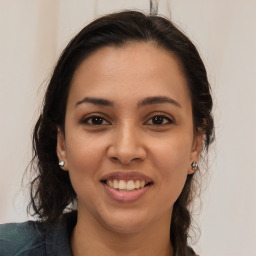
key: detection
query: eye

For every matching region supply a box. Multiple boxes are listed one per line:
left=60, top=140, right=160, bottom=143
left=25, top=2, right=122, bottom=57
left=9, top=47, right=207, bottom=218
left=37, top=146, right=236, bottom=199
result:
left=144, top=114, right=174, bottom=125
left=81, top=115, right=110, bottom=125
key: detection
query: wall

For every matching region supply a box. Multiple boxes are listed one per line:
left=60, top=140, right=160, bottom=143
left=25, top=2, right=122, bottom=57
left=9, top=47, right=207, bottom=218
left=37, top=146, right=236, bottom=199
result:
left=0, top=1, right=255, bottom=255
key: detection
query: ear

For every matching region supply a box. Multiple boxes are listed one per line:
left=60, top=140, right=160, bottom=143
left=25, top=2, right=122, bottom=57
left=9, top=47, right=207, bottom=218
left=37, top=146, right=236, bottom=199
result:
left=188, top=132, right=205, bottom=175
left=56, top=127, right=69, bottom=171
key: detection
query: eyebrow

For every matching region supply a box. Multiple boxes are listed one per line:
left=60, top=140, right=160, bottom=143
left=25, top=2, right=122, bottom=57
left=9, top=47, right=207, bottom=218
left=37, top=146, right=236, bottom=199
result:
left=76, top=96, right=181, bottom=108
left=76, top=97, right=114, bottom=107
left=138, top=96, right=182, bottom=108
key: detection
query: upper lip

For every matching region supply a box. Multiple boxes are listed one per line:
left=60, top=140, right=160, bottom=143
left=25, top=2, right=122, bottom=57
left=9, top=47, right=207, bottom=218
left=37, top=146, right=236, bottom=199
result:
left=100, top=171, right=154, bottom=183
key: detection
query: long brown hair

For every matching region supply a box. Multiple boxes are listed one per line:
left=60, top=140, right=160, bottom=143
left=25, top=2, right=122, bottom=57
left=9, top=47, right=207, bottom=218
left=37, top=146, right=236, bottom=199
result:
left=28, top=10, right=214, bottom=255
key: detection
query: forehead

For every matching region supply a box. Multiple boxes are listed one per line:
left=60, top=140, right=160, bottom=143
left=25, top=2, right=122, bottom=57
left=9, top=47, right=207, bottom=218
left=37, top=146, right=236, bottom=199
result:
left=68, top=42, right=190, bottom=107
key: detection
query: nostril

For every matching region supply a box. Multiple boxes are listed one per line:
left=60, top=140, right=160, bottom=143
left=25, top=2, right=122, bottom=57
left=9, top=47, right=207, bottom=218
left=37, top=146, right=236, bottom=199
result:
left=110, top=157, right=119, bottom=162
left=109, top=156, right=143, bottom=165
left=107, top=143, right=147, bottom=164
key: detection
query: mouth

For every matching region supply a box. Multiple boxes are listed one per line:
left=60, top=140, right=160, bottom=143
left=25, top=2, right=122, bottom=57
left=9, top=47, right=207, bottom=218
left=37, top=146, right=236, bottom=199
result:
left=101, top=179, right=153, bottom=192
left=100, top=172, right=154, bottom=202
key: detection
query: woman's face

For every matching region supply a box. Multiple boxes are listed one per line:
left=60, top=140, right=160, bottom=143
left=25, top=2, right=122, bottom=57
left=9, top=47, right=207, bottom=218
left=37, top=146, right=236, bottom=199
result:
left=57, top=42, right=203, bottom=233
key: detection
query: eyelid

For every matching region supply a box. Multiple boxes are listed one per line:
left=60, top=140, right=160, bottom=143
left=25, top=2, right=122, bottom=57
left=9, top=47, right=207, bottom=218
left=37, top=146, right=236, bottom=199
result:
left=80, top=112, right=112, bottom=125
left=143, top=111, right=175, bottom=125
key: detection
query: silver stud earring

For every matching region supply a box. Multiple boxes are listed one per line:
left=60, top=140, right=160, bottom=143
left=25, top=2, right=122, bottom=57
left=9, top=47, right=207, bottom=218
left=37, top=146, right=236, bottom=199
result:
left=191, top=161, right=198, bottom=171
left=59, top=160, right=65, bottom=167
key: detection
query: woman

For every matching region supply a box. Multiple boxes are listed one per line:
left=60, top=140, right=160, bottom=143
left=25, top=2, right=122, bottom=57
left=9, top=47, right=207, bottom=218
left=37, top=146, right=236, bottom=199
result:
left=0, top=10, right=214, bottom=256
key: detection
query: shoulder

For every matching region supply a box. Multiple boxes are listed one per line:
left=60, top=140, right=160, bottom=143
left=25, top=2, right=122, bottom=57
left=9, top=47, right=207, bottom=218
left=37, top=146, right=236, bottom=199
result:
left=0, top=212, right=76, bottom=256
left=0, top=220, right=46, bottom=256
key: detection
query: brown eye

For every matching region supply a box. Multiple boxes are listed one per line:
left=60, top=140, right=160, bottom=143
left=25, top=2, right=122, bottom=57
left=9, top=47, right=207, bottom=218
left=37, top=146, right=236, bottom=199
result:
left=152, top=116, right=165, bottom=125
left=82, top=115, right=110, bottom=125
left=145, top=115, right=173, bottom=125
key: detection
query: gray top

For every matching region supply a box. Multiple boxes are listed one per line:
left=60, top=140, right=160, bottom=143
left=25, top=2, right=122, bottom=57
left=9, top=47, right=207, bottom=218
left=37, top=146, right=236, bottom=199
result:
left=0, top=212, right=76, bottom=256
left=0, top=211, right=196, bottom=256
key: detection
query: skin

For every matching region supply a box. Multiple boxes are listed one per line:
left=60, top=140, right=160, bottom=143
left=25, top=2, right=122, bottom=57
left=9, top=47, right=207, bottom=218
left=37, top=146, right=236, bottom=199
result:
left=57, top=42, right=204, bottom=256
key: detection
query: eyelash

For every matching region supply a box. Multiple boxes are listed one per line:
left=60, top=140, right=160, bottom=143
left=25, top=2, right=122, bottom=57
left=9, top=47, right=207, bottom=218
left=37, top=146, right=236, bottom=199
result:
left=144, top=112, right=174, bottom=126
left=80, top=112, right=174, bottom=126
left=80, top=114, right=111, bottom=126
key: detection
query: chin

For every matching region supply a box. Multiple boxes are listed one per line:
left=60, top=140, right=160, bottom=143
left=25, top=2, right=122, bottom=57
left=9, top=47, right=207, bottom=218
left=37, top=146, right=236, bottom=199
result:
left=107, top=208, right=170, bottom=236
left=104, top=221, right=147, bottom=234
left=100, top=211, right=152, bottom=234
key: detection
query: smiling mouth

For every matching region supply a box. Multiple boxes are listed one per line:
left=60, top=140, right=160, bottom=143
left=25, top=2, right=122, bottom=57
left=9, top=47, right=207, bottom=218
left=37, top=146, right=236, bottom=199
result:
left=101, top=179, right=153, bottom=192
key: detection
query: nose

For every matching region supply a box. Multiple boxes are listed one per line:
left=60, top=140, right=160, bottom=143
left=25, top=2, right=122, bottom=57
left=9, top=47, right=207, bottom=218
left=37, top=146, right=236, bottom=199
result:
left=107, top=123, right=147, bottom=165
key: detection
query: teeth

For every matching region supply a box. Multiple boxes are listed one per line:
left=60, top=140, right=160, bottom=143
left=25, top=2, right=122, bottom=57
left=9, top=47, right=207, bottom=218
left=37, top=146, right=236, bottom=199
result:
left=113, top=179, right=119, bottom=189
left=140, top=180, right=145, bottom=188
left=106, top=179, right=148, bottom=191
left=127, top=180, right=135, bottom=190
left=134, top=180, right=140, bottom=189
left=119, top=180, right=126, bottom=190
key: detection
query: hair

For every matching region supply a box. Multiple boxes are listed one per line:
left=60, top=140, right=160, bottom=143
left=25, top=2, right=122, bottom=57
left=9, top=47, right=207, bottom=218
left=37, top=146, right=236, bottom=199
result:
left=28, top=10, right=214, bottom=256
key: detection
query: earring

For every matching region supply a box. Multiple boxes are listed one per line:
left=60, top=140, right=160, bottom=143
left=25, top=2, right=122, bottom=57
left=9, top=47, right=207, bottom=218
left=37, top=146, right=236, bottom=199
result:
left=59, top=160, right=65, bottom=167
left=191, top=161, right=198, bottom=171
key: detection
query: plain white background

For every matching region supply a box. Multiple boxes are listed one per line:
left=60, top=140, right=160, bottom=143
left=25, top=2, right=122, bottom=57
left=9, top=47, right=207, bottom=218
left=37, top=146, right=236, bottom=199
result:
left=0, top=1, right=255, bottom=255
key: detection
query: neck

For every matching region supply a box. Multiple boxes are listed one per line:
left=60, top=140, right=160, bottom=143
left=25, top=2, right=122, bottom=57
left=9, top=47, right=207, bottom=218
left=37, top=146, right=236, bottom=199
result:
left=71, top=210, right=173, bottom=256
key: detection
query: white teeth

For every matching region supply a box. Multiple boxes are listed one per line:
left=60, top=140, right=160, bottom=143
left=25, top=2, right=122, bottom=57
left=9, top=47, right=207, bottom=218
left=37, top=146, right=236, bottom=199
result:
left=140, top=180, right=145, bottom=188
left=134, top=180, right=140, bottom=189
left=113, top=179, right=119, bottom=189
left=119, top=180, right=126, bottom=190
left=106, top=179, right=148, bottom=191
left=126, top=180, right=135, bottom=190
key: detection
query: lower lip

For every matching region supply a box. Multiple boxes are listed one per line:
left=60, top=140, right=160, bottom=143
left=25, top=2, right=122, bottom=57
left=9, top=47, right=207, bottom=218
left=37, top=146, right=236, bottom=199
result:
left=102, top=183, right=152, bottom=203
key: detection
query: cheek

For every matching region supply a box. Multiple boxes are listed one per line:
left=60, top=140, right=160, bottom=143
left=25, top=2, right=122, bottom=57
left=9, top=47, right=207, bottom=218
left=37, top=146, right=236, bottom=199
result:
left=65, top=133, right=107, bottom=191
left=150, top=135, right=193, bottom=204
left=66, top=131, right=106, bottom=165
left=65, top=135, right=109, bottom=215
left=151, top=132, right=193, bottom=171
